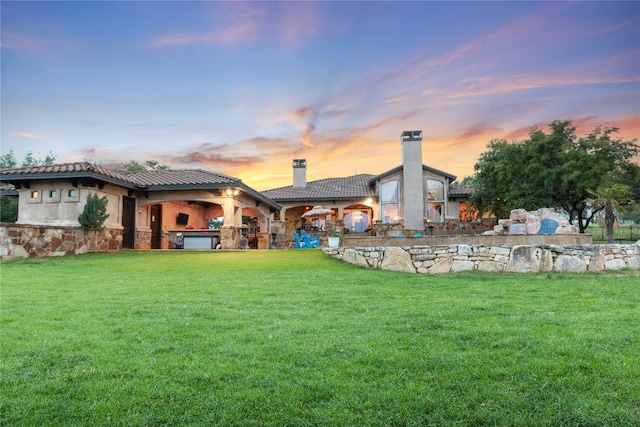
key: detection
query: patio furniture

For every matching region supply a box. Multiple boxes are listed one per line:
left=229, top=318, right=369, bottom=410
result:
left=292, top=231, right=314, bottom=248
left=299, top=229, right=320, bottom=247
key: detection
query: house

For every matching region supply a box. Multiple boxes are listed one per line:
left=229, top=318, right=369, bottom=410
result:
left=0, top=130, right=484, bottom=258
left=263, top=131, right=478, bottom=237
left=0, top=163, right=280, bottom=255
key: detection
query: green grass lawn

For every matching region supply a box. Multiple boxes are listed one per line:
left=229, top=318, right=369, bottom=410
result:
left=1, top=250, right=639, bottom=426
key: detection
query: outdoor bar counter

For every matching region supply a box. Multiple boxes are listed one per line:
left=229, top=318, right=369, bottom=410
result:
left=169, top=229, right=221, bottom=250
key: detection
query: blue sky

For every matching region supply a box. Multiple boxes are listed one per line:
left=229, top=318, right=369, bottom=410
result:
left=2, top=1, right=638, bottom=190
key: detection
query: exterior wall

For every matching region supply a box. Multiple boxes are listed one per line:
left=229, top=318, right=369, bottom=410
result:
left=323, top=242, right=640, bottom=274
left=342, top=232, right=590, bottom=247
left=0, top=223, right=122, bottom=260
left=372, top=169, right=463, bottom=226
left=16, top=180, right=126, bottom=230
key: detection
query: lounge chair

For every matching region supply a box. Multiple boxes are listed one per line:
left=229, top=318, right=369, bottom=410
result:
left=292, top=231, right=314, bottom=248
left=299, top=229, right=320, bottom=247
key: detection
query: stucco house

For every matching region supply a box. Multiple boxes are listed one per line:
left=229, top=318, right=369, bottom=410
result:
left=0, top=163, right=281, bottom=254
left=263, top=131, right=478, bottom=237
left=1, top=130, right=484, bottom=258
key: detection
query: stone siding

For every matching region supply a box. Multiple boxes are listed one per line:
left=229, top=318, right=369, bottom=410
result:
left=0, top=223, right=122, bottom=260
left=323, top=242, right=640, bottom=274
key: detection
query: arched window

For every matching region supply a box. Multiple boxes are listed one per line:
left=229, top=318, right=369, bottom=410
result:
left=426, top=179, right=445, bottom=223
left=344, top=211, right=370, bottom=232
left=380, top=180, right=399, bottom=224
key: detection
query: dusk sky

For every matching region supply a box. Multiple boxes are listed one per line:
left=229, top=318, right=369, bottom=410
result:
left=2, top=1, right=639, bottom=190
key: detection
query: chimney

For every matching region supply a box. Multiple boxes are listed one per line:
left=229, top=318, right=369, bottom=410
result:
left=401, top=130, right=425, bottom=231
left=293, top=159, right=307, bottom=187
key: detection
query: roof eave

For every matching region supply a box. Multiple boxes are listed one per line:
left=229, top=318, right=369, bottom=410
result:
left=0, top=171, right=138, bottom=190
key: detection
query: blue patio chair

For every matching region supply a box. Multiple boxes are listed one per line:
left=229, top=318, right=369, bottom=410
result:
left=292, top=231, right=312, bottom=248
left=299, top=229, right=320, bottom=248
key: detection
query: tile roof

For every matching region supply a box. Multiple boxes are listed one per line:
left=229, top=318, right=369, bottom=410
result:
left=369, top=164, right=457, bottom=183
left=0, top=162, right=132, bottom=183
left=262, top=164, right=469, bottom=203
left=0, top=162, right=280, bottom=210
left=448, top=184, right=472, bottom=198
left=262, top=174, right=377, bottom=202
left=124, top=169, right=240, bottom=189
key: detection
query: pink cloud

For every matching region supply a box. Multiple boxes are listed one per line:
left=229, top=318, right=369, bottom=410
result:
left=456, top=123, right=503, bottom=141
left=12, top=131, right=41, bottom=139
left=151, top=21, right=261, bottom=47
left=149, top=2, right=321, bottom=48
left=0, top=31, right=44, bottom=51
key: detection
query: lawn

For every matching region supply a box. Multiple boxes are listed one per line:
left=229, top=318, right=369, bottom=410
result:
left=1, top=250, right=639, bottom=426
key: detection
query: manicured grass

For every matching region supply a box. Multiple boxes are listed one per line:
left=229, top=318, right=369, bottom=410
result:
left=1, top=250, right=639, bottom=426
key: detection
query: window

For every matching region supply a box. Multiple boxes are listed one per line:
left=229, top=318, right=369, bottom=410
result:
left=426, top=179, right=445, bottom=223
left=343, top=209, right=371, bottom=232
left=63, top=188, right=80, bottom=202
left=46, top=189, right=61, bottom=203
left=28, top=189, right=42, bottom=204
left=459, top=202, right=477, bottom=222
left=380, top=180, right=399, bottom=224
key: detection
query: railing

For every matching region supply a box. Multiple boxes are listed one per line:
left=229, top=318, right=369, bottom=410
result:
left=589, top=225, right=639, bottom=242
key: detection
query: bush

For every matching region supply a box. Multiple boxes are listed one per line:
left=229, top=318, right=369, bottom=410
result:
left=0, top=195, right=18, bottom=222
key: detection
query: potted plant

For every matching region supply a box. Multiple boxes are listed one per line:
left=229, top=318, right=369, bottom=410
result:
left=328, top=231, right=340, bottom=248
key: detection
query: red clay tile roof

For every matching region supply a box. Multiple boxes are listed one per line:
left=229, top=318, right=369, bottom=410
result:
left=262, top=174, right=377, bottom=202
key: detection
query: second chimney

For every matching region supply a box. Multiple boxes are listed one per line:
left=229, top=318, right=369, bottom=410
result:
left=293, top=159, right=307, bottom=188
left=401, top=130, right=425, bottom=231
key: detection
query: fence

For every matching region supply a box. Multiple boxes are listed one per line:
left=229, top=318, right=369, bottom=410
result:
left=591, top=225, right=639, bottom=242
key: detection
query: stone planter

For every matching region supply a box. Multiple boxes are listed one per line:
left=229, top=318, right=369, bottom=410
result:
left=328, top=236, right=340, bottom=248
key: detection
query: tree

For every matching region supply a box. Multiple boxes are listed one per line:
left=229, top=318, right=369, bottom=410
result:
left=0, top=196, right=18, bottom=222
left=22, top=151, right=57, bottom=167
left=0, top=150, right=17, bottom=169
left=0, top=149, right=57, bottom=169
left=78, top=193, right=110, bottom=252
left=471, top=120, right=639, bottom=232
left=120, top=160, right=170, bottom=172
left=588, top=182, right=631, bottom=243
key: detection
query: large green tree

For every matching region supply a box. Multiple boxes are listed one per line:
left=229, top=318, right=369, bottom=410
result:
left=471, top=120, right=639, bottom=232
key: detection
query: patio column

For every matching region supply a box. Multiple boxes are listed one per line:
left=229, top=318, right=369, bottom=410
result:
left=222, top=197, right=239, bottom=227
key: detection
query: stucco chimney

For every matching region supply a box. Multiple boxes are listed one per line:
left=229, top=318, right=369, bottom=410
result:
left=293, top=159, right=307, bottom=188
left=401, top=130, right=425, bottom=231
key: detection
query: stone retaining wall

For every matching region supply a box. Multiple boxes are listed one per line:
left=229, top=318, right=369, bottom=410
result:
left=0, top=223, right=122, bottom=260
left=323, top=242, right=640, bottom=274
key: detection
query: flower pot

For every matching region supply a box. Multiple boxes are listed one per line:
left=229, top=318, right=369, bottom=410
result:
left=328, top=236, right=340, bottom=248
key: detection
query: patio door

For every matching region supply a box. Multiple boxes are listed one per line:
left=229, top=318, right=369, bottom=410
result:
left=122, top=196, right=136, bottom=249
left=150, top=204, right=162, bottom=249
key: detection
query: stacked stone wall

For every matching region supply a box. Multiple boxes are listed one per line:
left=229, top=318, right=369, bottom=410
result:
left=323, top=242, right=640, bottom=274
left=0, top=223, right=122, bottom=260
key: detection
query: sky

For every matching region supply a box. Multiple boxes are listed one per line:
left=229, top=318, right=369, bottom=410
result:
left=1, top=1, right=639, bottom=191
